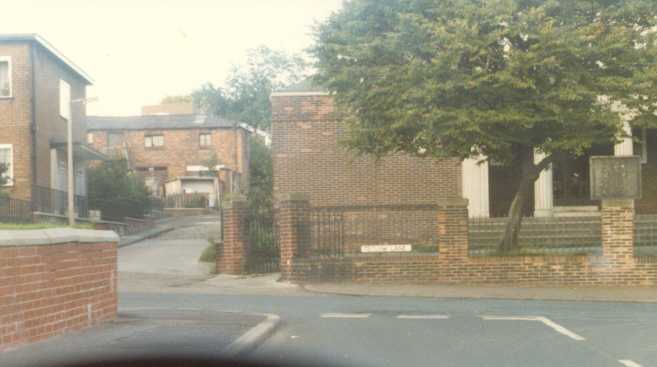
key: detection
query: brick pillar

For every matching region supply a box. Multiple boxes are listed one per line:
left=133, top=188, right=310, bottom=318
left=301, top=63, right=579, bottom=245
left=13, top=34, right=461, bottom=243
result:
left=436, top=198, right=469, bottom=262
left=278, top=193, right=310, bottom=281
left=217, top=195, right=249, bottom=275
left=601, top=199, right=635, bottom=267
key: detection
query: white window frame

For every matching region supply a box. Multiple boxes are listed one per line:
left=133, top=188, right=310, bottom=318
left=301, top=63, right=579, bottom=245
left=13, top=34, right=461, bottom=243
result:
left=145, top=134, right=164, bottom=148
left=199, top=133, right=212, bottom=147
left=0, top=56, right=12, bottom=98
left=59, top=79, right=71, bottom=120
left=0, top=144, right=14, bottom=186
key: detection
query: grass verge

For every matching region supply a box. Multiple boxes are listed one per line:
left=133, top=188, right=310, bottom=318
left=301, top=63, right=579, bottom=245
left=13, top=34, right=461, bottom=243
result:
left=0, top=223, right=95, bottom=230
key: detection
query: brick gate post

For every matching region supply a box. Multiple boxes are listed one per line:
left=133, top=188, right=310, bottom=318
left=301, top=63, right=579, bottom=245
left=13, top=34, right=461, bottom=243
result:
left=601, top=199, right=635, bottom=268
left=278, top=193, right=310, bottom=281
left=217, top=195, right=249, bottom=275
left=436, top=198, right=470, bottom=263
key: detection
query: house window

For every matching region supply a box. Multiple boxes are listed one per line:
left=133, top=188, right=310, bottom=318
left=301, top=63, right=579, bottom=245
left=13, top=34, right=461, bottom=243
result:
left=59, top=79, right=71, bottom=120
left=199, top=133, right=211, bottom=147
left=145, top=134, right=164, bottom=148
left=0, top=57, right=11, bottom=98
left=0, top=144, right=13, bottom=186
left=87, top=133, right=94, bottom=144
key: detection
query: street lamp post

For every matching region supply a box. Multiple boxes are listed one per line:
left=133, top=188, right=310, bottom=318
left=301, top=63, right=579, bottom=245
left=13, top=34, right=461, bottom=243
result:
left=67, top=97, right=97, bottom=226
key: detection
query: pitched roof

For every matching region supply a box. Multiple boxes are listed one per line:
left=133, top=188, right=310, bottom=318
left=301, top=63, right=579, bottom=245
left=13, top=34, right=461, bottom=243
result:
left=0, top=34, right=93, bottom=85
left=86, top=114, right=241, bottom=131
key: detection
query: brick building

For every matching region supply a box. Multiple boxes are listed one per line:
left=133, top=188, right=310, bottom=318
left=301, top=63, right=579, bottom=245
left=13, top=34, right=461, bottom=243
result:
left=272, top=81, right=657, bottom=220
left=271, top=85, right=462, bottom=209
left=87, top=113, right=249, bottom=198
left=0, top=34, right=103, bottom=214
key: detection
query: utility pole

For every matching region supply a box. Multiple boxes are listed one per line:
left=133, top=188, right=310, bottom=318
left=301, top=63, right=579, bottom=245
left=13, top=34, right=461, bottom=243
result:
left=67, top=104, right=75, bottom=226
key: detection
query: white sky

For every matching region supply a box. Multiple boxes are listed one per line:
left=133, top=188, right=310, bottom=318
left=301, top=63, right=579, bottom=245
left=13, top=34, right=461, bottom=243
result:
left=2, top=0, right=344, bottom=115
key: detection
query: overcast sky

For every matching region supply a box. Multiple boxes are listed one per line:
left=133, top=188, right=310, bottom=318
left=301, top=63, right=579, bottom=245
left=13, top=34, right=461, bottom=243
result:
left=2, top=0, right=344, bottom=115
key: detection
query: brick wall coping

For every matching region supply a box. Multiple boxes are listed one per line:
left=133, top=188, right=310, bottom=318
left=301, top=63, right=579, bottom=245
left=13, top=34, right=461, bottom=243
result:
left=0, top=228, right=119, bottom=247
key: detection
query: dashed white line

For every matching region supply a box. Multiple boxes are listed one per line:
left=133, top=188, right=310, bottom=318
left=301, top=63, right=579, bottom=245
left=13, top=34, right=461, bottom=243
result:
left=480, top=315, right=586, bottom=341
left=397, top=314, right=450, bottom=320
left=321, top=313, right=371, bottom=319
left=619, top=360, right=643, bottom=367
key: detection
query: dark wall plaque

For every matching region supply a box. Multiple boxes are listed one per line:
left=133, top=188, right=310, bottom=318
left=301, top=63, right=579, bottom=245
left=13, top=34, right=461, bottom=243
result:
left=590, top=156, right=641, bottom=200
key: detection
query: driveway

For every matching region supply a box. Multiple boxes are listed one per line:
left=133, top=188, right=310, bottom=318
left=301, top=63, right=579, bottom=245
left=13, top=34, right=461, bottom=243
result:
left=119, top=215, right=221, bottom=289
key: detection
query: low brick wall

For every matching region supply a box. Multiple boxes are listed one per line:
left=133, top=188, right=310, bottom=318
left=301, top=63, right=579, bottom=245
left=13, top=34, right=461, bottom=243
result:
left=0, top=229, right=119, bottom=351
left=291, top=253, right=657, bottom=286
left=285, top=197, right=657, bottom=286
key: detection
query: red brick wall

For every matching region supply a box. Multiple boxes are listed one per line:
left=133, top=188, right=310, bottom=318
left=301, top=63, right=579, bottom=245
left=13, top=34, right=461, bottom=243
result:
left=0, top=241, right=117, bottom=351
left=287, top=199, right=657, bottom=286
left=216, top=199, right=248, bottom=275
left=271, top=94, right=461, bottom=208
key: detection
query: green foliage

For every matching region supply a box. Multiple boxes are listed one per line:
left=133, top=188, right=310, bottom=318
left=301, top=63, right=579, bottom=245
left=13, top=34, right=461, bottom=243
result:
left=192, top=46, right=307, bottom=130
left=88, top=158, right=152, bottom=221
left=314, top=0, right=657, bottom=249
left=247, top=136, right=273, bottom=218
left=199, top=242, right=217, bottom=263
left=313, top=0, right=657, bottom=163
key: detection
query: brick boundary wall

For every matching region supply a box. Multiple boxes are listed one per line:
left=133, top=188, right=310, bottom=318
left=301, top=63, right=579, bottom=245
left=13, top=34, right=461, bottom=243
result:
left=284, top=196, right=657, bottom=286
left=216, top=197, right=248, bottom=275
left=0, top=229, right=119, bottom=351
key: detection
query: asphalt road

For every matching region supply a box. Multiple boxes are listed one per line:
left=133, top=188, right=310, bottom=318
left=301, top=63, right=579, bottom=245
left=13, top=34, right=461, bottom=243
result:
left=0, top=307, right=265, bottom=367
left=120, top=292, right=657, bottom=367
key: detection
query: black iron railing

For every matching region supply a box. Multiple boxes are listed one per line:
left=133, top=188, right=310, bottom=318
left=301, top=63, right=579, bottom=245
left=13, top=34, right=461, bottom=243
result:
left=0, top=197, right=33, bottom=223
left=300, top=204, right=439, bottom=258
left=31, top=185, right=89, bottom=218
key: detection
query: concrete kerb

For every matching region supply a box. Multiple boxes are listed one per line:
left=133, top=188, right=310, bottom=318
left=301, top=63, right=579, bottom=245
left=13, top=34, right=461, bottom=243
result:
left=222, top=312, right=282, bottom=357
left=300, top=283, right=657, bottom=304
left=118, top=226, right=176, bottom=248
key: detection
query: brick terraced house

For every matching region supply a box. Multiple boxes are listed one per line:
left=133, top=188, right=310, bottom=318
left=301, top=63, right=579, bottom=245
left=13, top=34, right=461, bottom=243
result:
left=0, top=34, right=104, bottom=216
left=87, top=113, right=249, bottom=201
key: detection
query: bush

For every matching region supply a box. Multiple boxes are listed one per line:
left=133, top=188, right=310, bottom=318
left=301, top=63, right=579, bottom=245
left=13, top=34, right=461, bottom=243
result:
left=199, top=241, right=217, bottom=263
left=88, top=158, right=152, bottom=221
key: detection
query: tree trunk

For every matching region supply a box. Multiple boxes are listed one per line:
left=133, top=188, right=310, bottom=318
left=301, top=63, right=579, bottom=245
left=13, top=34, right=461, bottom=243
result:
left=499, top=148, right=552, bottom=253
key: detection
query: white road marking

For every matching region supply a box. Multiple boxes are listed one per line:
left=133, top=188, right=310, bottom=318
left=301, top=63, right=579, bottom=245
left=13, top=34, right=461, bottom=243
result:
left=619, top=360, right=643, bottom=367
left=480, top=315, right=586, bottom=341
left=397, top=314, right=450, bottom=320
left=321, top=313, right=371, bottom=319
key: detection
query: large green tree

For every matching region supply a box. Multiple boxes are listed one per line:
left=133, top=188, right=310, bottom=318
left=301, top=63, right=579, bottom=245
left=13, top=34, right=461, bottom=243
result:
left=193, top=46, right=307, bottom=130
left=313, top=0, right=657, bottom=251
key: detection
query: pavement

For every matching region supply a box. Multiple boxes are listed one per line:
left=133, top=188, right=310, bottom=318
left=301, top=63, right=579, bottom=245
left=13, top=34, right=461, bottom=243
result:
left=303, top=282, right=657, bottom=303
left=118, top=214, right=220, bottom=247
left=118, top=215, right=221, bottom=284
